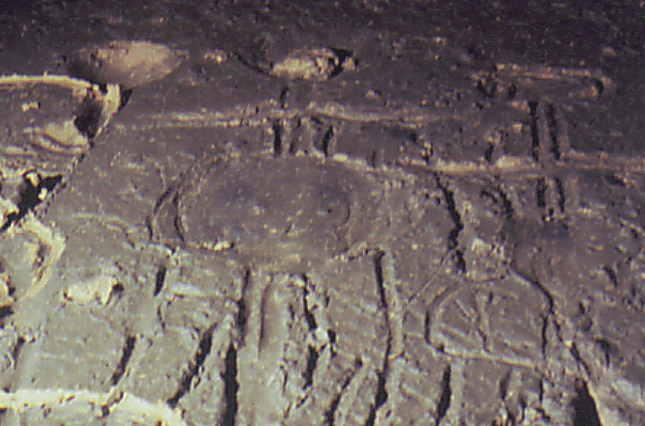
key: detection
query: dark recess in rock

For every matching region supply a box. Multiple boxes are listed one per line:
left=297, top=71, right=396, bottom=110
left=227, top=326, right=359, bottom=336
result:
left=153, top=265, right=167, bottom=296
left=324, top=358, right=361, bottom=426
left=373, top=251, right=388, bottom=309
left=507, top=83, right=517, bottom=100
left=328, top=48, right=354, bottom=79
left=572, top=379, right=601, bottom=426
left=434, top=175, right=466, bottom=273
left=0, top=306, right=14, bottom=322
left=366, top=362, right=389, bottom=426
left=10, top=336, right=25, bottom=366
left=546, top=104, right=561, bottom=160
left=1, top=174, right=62, bottom=232
left=111, top=336, right=136, bottom=385
left=319, top=126, right=334, bottom=157
left=167, top=326, right=215, bottom=408
left=303, top=345, right=319, bottom=389
left=272, top=120, right=282, bottom=156
left=119, top=88, right=133, bottom=111
left=595, top=338, right=615, bottom=367
left=222, top=343, right=238, bottom=426
left=74, top=96, right=103, bottom=138
left=436, top=365, right=452, bottom=425
left=279, top=86, right=288, bottom=108
left=536, top=177, right=547, bottom=208
left=327, top=329, right=337, bottom=344
left=499, top=370, right=511, bottom=400
left=236, top=269, right=251, bottom=342
left=528, top=101, right=540, bottom=162
left=302, top=278, right=318, bottom=331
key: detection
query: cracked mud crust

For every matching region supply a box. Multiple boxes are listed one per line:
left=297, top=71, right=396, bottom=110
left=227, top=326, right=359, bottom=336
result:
left=0, top=1, right=643, bottom=425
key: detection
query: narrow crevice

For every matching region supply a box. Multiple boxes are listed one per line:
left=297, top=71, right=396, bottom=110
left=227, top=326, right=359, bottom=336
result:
left=436, top=365, right=452, bottom=425
left=289, top=118, right=302, bottom=154
left=111, top=335, right=136, bottom=385
left=324, top=361, right=359, bottom=426
left=499, top=370, right=511, bottom=400
left=546, top=105, right=561, bottom=160
left=365, top=364, right=389, bottom=426
left=258, top=283, right=273, bottom=353
left=303, top=345, right=319, bottom=389
left=484, top=142, right=494, bottom=163
left=153, top=265, right=167, bottom=296
left=434, top=175, right=465, bottom=273
left=540, top=312, right=550, bottom=357
left=554, top=177, right=566, bottom=213
left=495, top=185, right=514, bottom=219
left=366, top=251, right=391, bottom=426
left=516, top=274, right=554, bottom=358
left=569, top=342, right=591, bottom=376
left=272, top=121, right=282, bottom=157
left=572, top=379, right=601, bottom=426
left=167, top=326, right=215, bottom=408
left=454, top=251, right=466, bottom=274
left=325, top=393, right=343, bottom=426
left=172, top=212, right=186, bottom=245
left=507, top=83, right=517, bottom=101
left=237, top=269, right=251, bottom=343
left=119, top=88, right=133, bottom=111
left=279, top=86, right=289, bottom=108
left=524, top=276, right=554, bottom=316
left=10, top=337, right=25, bottom=366
left=302, top=275, right=318, bottom=331
left=156, top=305, right=165, bottom=329
left=1, top=174, right=62, bottom=232
left=154, top=189, right=187, bottom=246
left=222, top=344, right=238, bottom=426
left=603, top=265, right=618, bottom=289
left=433, top=175, right=463, bottom=251
left=373, top=251, right=388, bottom=309
left=319, top=126, right=334, bottom=157
left=424, top=310, right=431, bottom=345
left=528, top=100, right=540, bottom=162
left=595, top=338, right=614, bottom=367
left=369, top=149, right=380, bottom=168
left=536, top=178, right=547, bottom=208
left=153, top=185, right=177, bottom=214
left=363, top=325, right=391, bottom=426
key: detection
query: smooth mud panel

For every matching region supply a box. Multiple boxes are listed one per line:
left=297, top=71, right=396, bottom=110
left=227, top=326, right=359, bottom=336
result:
left=158, top=155, right=385, bottom=272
